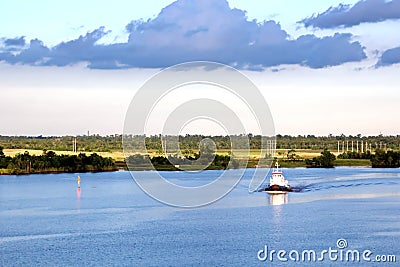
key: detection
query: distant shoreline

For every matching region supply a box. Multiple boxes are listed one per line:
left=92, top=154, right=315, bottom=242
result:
left=1, top=162, right=388, bottom=176
left=2, top=144, right=398, bottom=175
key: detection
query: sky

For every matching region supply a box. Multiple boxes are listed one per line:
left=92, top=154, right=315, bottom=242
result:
left=1, top=0, right=399, bottom=136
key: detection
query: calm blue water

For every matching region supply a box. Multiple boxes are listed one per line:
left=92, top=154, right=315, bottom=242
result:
left=1, top=168, right=399, bottom=266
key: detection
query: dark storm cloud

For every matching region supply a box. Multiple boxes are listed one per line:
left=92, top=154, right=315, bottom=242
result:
left=300, top=0, right=400, bottom=29
left=0, top=0, right=366, bottom=70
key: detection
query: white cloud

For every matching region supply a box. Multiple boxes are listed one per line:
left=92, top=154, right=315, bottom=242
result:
left=0, top=0, right=366, bottom=70
left=300, top=0, right=400, bottom=29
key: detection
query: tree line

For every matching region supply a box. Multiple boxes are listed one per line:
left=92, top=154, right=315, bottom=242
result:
left=0, top=134, right=399, bottom=152
left=0, top=147, right=116, bottom=175
left=126, top=143, right=239, bottom=170
left=126, top=153, right=238, bottom=171
left=337, top=149, right=399, bottom=167
left=305, top=149, right=400, bottom=168
left=370, top=149, right=400, bottom=168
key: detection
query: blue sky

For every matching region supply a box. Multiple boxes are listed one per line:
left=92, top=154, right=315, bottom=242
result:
left=1, top=0, right=360, bottom=46
left=1, top=0, right=399, bottom=135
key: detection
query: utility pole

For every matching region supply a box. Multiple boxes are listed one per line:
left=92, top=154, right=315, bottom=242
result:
left=338, top=141, right=340, bottom=155
left=72, top=137, right=77, bottom=153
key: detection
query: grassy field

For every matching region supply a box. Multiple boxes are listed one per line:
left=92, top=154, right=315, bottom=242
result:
left=3, top=148, right=322, bottom=159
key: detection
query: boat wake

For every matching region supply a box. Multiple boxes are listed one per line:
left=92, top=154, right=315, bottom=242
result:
left=291, top=179, right=399, bottom=193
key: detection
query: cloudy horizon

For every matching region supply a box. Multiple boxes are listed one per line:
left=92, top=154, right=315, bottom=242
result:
left=1, top=0, right=399, bottom=136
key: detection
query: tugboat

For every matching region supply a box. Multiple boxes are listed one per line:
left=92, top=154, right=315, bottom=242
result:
left=262, top=161, right=292, bottom=193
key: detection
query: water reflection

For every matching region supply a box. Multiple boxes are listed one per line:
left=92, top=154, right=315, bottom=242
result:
left=76, top=188, right=81, bottom=213
left=268, top=193, right=288, bottom=206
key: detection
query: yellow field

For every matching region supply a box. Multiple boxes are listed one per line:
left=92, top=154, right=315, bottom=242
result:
left=220, top=149, right=327, bottom=159
left=276, top=149, right=326, bottom=159
left=2, top=149, right=127, bottom=161
left=3, top=149, right=51, bottom=157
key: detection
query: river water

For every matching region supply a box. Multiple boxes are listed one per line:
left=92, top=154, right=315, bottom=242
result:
left=1, top=168, right=399, bottom=266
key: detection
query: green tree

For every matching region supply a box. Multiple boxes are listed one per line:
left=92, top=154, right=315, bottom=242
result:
left=287, top=149, right=298, bottom=161
left=0, top=146, right=10, bottom=169
left=319, top=149, right=336, bottom=167
left=371, top=149, right=400, bottom=168
left=306, top=149, right=336, bottom=168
